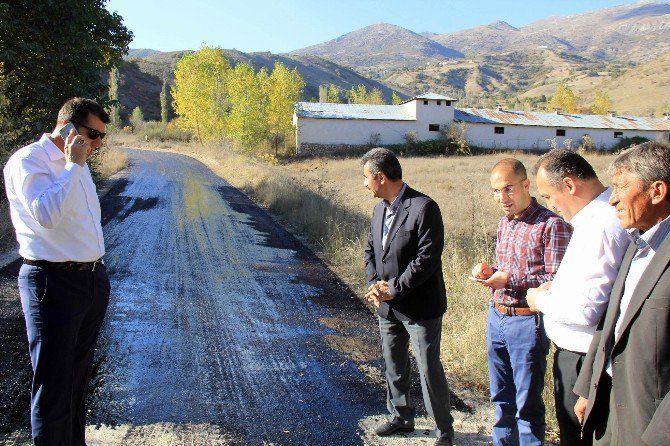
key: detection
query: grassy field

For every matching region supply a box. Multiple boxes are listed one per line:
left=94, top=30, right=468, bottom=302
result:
left=116, top=133, right=617, bottom=436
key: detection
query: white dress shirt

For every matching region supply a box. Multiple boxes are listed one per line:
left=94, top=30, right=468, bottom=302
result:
left=535, top=188, right=629, bottom=353
left=3, top=134, right=105, bottom=262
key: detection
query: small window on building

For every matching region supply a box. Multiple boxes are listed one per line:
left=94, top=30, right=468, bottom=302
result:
left=437, top=100, right=442, bottom=105
left=556, top=129, right=566, bottom=136
left=423, top=100, right=429, bottom=105
left=614, top=131, right=623, bottom=139
left=445, top=101, right=452, bottom=106
left=429, top=124, right=440, bottom=132
left=494, top=127, right=505, bottom=134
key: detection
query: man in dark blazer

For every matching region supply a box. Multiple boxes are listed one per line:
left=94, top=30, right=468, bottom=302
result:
left=361, top=148, right=454, bottom=446
left=574, top=141, right=670, bottom=446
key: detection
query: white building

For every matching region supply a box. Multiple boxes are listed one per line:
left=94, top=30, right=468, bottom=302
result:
left=293, top=92, right=670, bottom=154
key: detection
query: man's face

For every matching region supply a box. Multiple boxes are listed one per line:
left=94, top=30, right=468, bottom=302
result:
left=610, top=169, right=656, bottom=231
left=490, top=167, right=531, bottom=218
left=73, top=114, right=106, bottom=155
left=536, top=168, right=573, bottom=221
left=363, top=163, right=382, bottom=198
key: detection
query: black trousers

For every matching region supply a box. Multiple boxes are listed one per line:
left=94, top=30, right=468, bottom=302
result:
left=18, top=263, right=110, bottom=446
left=553, top=347, right=593, bottom=446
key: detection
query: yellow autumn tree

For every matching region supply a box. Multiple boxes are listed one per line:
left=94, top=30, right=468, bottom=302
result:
left=227, top=63, right=269, bottom=151
left=547, top=83, right=580, bottom=114
left=267, top=62, right=305, bottom=154
left=391, top=91, right=404, bottom=105
left=171, top=47, right=230, bottom=143
left=326, top=84, right=343, bottom=103
left=367, top=87, right=385, bottom=105
left=591, top=91, right=612, bottom=115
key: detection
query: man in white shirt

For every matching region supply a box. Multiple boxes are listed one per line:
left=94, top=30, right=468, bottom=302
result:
left=526, top=149, right=629, bottom=446
left=3, top=97, right=111, bottom=446
left=572, top=142, right=670, bottom=446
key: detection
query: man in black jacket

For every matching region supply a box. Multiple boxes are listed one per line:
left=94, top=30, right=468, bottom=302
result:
left=362, top=147, right=454, bottom=446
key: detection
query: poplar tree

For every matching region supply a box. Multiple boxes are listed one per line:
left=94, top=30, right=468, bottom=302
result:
left=108, top=67, right=121, bottom=127
left=267, top=62, right=305, bottom=154
left=227, top=63, right=268, bottom=151
left=547, top=83, right=580, bottom=114
left=591, top=91, right=612, bottom=115
left=326, top=84, right=343, bottom=103
left=171, top=47, right=230, bottom=144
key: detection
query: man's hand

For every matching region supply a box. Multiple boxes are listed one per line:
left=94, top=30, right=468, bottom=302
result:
left=64, top=130, right=89, bottom=167
left=526, top=288, right=541, bottom=312
left=472, top=262, right=494, bottom=279
left=482, top=270, right=508, bottom=290
left=365, top=280, right=393, bottom=308
left=574, top=396, right=588, bottom=424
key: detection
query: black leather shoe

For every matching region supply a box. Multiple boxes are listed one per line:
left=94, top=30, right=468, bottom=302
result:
left=374, top=417, right=415, bottom=436
left=434, top=435, right=454, bottom=446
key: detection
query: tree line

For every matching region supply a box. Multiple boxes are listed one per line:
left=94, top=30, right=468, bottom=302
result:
left=0, top=0, right=131, bottom=165
left=171, top=47, right=305, bottom=154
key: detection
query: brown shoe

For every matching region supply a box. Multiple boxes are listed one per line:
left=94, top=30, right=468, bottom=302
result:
left=374, top=417, right=415, bottom=436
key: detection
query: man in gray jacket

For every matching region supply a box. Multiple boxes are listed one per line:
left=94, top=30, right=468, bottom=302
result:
left=573, top=141, right=670, bottom=446
left=362, top=147, right=454, bottom=446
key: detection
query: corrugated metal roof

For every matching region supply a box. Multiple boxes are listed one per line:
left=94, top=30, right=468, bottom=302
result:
left=455, top=108, right=670, bottom=131
left=295, top=102, right=415, bottom=121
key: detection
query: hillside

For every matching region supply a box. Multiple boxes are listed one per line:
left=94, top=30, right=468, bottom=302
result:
left=432, top=0, right=670, bottom=62
left=115, top=1, right=670, bottom=121
left=290, top=23, right=463, bottom=69
left=116, top=50, right=401, bottom=122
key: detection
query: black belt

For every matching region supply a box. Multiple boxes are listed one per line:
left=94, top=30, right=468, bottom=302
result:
left=23, top=258, right=103, bottom=271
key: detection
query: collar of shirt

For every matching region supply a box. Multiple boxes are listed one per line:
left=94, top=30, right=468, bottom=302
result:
left=628, top=213, right=670, bottom=253
left=569, top=187, right=611, bottom=229
left=40, top=134, right=66, bottom=162
left=383, top=183, right=406, bottom=215
left=506, top=197, right=541, bottom=223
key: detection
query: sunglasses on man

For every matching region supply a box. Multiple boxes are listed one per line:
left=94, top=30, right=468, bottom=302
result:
left=70, top=120, right=107, bottom=140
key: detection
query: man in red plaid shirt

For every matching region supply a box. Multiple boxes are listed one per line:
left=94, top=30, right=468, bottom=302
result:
left=472, top=158, right=572, bottom=446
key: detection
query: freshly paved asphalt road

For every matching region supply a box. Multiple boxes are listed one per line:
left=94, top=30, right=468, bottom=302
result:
left=0, top=149, right=490, bottom=446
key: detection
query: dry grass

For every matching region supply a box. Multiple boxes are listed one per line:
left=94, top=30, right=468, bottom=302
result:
left=124, top=136, right=617, bottom=436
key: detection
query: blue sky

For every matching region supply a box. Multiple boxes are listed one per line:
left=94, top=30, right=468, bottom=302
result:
left=106, top=0, right=648, bottom=54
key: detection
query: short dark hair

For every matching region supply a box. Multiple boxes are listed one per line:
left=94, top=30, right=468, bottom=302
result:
left=492, top=158, right=527, bottom=180
left=609, top=141, right=670, bottom=188
left=360, top=147, right=402, bottom=181
left=57, top=97, right=110, bottom=126
left=533, top=149, right=597, bottom=187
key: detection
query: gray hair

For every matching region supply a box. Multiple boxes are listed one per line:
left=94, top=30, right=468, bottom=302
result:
left=533, top=149, right=597, bottom=188
left=609, top=141, right=670, bottom=189
left=360, top=147, right=402, bottom=181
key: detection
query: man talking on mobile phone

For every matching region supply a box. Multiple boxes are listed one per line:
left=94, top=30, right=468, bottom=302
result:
left=3, top=97, right=111, bottom=446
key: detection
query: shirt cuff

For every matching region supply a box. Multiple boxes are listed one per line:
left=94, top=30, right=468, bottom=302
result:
left=534, top=290, right=551, bottom=314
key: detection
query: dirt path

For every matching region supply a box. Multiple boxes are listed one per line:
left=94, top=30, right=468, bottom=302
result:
left=0, top=149, right=494, bottom=445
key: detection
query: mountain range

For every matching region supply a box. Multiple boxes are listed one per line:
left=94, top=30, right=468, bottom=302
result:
left=117, top=0, right=670, bottom=122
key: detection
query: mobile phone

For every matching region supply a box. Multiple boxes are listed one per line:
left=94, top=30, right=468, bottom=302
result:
left=58, top=122, right=78, bottom=141
left=467, top=275, right=485, bottom=283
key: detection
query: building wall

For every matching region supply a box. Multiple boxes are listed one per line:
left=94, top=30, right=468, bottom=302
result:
left=464, top=123, right=669, bottom=151
left=295, top=99, right=458, bottom=150
left=294, top=100, right=670, bottom=152
left=295, top=118, right=417, bottom=149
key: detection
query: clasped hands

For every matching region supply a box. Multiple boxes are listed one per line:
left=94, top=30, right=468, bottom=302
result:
left=365, top=280, right=392, bottom=308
